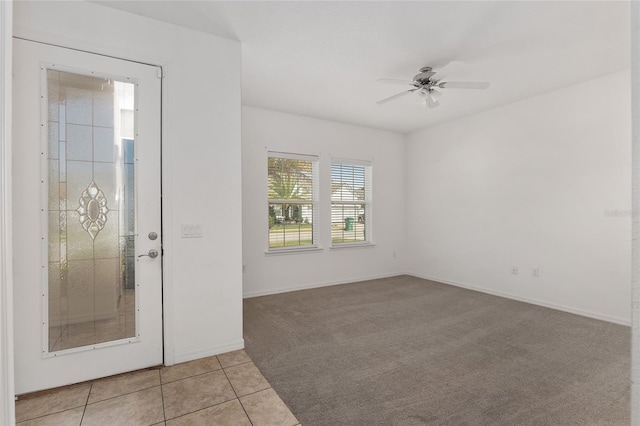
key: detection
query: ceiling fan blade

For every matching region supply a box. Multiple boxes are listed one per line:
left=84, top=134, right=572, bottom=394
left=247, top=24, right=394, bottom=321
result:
left=434, top=61, right=467, bottom=80
left=438, top=81, right=490, bottom=89
left=376, top=89, right=416, bottom=104
left=377, top=78, right=415, bottom=86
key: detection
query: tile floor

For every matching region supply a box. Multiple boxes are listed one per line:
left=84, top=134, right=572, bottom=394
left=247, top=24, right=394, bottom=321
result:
left=14, top=349, right=300, bottom=426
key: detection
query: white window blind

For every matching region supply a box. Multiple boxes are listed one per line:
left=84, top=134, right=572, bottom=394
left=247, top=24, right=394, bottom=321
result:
left=267, top=152, right=319, bottom=250
left=331, top=159, right=372, bottom=245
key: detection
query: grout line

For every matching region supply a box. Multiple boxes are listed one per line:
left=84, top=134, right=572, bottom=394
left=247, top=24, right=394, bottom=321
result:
left=16, top=379, right=88, bottom=401
left=162, top=396, right=237, bottom=422
left=220, top=365, right=241, bottom=401
left=15, top=384, right=92, bottom=423
left=85, top=383, right=161, bottom=406
left=220, top=363, right=254, bottom=426
left=160, top=368, right=223, bottom=385
left=159, top=370, right=167, bottom=423
left=79, top=383, right=92, bottom=425
left=237, top=386, right=272, bottom=399
left=220, top=360, right=253, bottom=370
left=14, top=405, right=86, bottom=424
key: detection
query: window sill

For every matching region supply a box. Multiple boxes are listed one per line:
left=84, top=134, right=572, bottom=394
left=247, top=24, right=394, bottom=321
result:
left=265, top=246, right=324, bottom=256
left=329, top=242, right=376, bottom=250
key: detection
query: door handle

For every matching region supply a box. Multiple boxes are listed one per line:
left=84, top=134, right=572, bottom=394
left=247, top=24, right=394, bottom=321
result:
left=138, top=249, right=159, bottom=259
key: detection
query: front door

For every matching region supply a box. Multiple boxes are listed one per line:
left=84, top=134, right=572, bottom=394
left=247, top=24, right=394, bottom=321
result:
left=12, top=39, right=163, bottom=394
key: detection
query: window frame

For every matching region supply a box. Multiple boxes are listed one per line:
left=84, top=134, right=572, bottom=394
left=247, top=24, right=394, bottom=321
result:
left=266, top=151, right=320, bottom=253
left=330, top=157, right=373, bottom=247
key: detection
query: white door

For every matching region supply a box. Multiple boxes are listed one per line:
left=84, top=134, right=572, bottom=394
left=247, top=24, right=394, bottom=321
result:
left=12, top=39, right=163, bottom=394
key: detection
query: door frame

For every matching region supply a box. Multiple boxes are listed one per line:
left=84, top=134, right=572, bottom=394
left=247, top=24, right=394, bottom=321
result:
left=11, top=32, right=176, bottom=369
left=4, top=28, right=177, bottom=405
left=12, top=38, right=165, bottom=393
left=0, top=1, right=15, bottom=425
left=632, top=3, right=640, bottom=424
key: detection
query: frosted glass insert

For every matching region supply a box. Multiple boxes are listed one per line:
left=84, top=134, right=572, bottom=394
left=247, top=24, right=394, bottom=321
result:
left=93, top=127, right=116, bottom=162
left=46, top=69, right=136, bottom=352
left=48, top=123, right=59, bottom=159
left=66, top=124, right=92, bottom=161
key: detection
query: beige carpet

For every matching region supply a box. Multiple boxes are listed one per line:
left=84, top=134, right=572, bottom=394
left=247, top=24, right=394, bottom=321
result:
left=243, top=275, right=629, bottom=425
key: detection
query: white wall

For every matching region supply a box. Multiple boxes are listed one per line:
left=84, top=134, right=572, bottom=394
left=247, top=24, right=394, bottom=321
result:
left=405, top=71, right=631, bottom=325
left=13, top=0, right=243, bottom=378
left=242, top=106, right=405, bottom=297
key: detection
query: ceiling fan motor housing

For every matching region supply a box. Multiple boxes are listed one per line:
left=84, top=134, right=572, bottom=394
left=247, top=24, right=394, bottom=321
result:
left=413, top=67, right=437, bottom=86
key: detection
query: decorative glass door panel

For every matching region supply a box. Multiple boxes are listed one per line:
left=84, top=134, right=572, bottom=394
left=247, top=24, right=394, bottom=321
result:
left=13, top=39, right=162, bottom=394
left=47, top=70, right=137, bottom=352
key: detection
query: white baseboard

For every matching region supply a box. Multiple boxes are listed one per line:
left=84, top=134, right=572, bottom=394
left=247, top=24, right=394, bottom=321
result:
left=408, top=272, right=631, bottom=327
left=172, top=339, right=245, bottom=365
left=244, top=271, right=630, bottom=326
left=243, top=272, right=404, bottom=299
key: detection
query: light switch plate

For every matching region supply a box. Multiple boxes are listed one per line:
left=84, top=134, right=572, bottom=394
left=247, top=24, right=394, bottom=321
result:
left=182, top=224, right=203, bottom=238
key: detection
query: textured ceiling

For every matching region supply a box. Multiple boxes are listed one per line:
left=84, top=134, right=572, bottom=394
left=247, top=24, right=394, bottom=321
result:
left=97, top=1, right=630, bottom=134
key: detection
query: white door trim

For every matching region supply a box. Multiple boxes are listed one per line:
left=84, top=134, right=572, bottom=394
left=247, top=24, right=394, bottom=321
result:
left=0, top=1, right=15, bottom=424
left=632, top=2, right=640, bottom=424
left=13, top=39, right=164, bottom=393
left=10, top=31, right=176, bottom=371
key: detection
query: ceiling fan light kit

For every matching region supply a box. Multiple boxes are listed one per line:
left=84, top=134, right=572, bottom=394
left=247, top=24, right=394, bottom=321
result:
left=416, top=88, right=441, bottom=109
left=377, top=62, right=490, bottom=110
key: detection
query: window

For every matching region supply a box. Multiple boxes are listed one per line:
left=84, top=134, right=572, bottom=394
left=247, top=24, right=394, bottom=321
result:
left=331, top=159, right=372, bottom=245
left=267, top=152, right=319, bottom=250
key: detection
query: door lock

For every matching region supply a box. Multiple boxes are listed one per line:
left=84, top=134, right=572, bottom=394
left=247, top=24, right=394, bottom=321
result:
left=138, top=249, right=159, bottom=259
left=148, top=232, right=158, bottom=240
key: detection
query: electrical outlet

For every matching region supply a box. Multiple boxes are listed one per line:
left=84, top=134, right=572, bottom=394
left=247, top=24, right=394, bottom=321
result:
left=511, top=266, right=518, bottom=275
left=532, top=268, right=539, bottom=278
left=242, top=265, right=246, bottom=273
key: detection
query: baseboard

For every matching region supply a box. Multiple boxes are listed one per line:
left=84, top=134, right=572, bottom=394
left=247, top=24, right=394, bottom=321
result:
left=243, top=272, right=405, bottom=298
left=244, top=271, right=631, bottom=326
left=407, top=272, right=631, bottom=327
left=172, top=339, right=245, bottom=365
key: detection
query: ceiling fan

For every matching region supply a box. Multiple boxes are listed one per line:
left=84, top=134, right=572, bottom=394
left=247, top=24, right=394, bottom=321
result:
left=377, top=62, right=490, bottom=109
